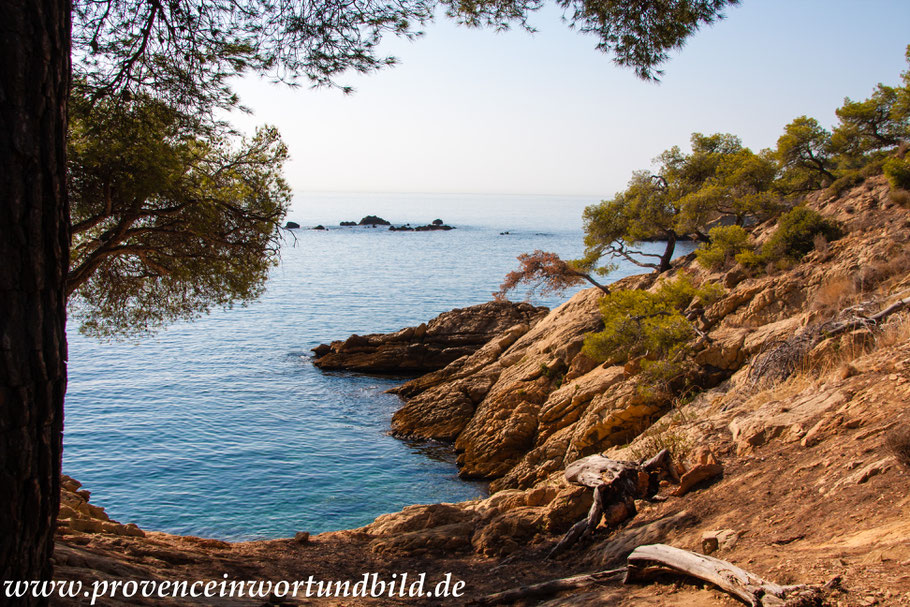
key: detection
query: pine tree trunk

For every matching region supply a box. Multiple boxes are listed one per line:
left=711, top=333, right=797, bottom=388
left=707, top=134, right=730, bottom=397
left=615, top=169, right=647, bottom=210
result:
left=658, top=231, right=677, bottom=273
left=0, top=0, right=71, bottom=598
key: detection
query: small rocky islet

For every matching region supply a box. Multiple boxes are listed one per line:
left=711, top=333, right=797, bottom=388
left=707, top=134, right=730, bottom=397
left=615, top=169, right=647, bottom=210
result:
left=286, top=215, right=457, bottom=231
left=55, top=177, right=910, bottom=606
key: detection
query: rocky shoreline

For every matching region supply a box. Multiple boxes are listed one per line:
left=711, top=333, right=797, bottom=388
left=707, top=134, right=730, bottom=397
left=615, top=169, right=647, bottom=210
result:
left=311, top=301, right=547, bottom=375
left=54, top=176, right=910, bottom=606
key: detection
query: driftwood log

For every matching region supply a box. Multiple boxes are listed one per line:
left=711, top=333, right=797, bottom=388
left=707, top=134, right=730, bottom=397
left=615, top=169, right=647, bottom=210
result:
left=473, top=543, right=821, bottom=606
left=547, top=450, right=676, bottom=558
left=625, top=544, right=822, bottom=607
left=601, top=510, right=697, bottom=567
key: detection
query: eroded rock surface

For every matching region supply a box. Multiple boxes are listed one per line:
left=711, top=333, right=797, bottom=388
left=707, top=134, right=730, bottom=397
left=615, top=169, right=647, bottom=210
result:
left=312, top=301, right=548, bottom=374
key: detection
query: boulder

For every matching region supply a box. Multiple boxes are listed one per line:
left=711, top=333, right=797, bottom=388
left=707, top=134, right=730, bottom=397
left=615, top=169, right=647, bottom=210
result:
left=284, top=221, right=301, bottom=229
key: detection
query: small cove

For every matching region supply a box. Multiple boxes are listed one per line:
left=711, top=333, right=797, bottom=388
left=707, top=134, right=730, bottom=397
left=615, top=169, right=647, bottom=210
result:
left=63, top=192, right=692, bottom=540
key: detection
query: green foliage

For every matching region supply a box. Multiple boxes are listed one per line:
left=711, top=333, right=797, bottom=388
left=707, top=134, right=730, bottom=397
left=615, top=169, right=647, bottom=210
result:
left=446, top=0, right=740, bottom=81
left=764, top=207, right=843, bottom=261
left=734, top=208, right=841, bottom=272
left=73, top=0, right=739, bottom=119
left=884, top=156, right=910, bottom=190
left=582, top=132, right=782, bottom=275
left=67, top=88, right=291, bottom=338
left=831, top=84, right=910, bottom=167
left=774, top=46, right=910, bottom=196
left=583, top=273, right=721, bottom=364
left=736, top=207, right=843, bottom=271
left=825, top=170, right=867, bottom=198
left=733, top=248, right=764, bottom=270
left=695, top=225, right=752, bottom=270
left=774, top=116, right=836, bottom=194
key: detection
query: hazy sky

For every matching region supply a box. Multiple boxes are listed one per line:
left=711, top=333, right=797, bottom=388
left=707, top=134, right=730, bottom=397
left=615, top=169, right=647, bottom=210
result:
left=229, top=0, right=910, bottom=197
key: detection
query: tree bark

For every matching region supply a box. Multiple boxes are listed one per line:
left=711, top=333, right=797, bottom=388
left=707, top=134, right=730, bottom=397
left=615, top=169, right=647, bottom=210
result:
left=625, top=544, right=817, bottom=607
left=0, top=0, right=71, bottom=598
left=658, top=231, right=677, bottom=273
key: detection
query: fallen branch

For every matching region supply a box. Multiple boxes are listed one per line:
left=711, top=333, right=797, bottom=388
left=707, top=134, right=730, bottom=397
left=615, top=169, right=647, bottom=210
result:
left=468, top=567, right=626, bottom=606
left=625, top=544, right=822, bottom=607
left=750, top=292, right=910, bottom=385
left=821, top=294, right=910, bottom=337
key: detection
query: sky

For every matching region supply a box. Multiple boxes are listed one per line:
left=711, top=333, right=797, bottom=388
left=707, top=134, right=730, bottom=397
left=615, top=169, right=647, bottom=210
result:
left=228, top=0, right=910, bottom=197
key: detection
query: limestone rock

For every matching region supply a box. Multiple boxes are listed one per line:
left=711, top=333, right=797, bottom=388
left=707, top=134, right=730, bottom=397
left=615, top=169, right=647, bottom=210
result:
left=313, top=302, right=547, bottom=374
left=672, top=463, right=723, bottom=496
left=369, top=522, right=474, bottom=556
left=471, top=507, right=547, bottom=557
left=702, top=529, right=740, bottom=554
left=57, top=475, right=146, bottom=538
left=365, top=503, right=474, bottom=536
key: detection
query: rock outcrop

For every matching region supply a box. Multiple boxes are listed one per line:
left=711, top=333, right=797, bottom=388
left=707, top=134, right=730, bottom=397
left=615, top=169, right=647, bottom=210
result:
left=385, top=176, right=910, bottom=491
left=389, top=223, right=455, bottom=231
left=358, top=215, right=391, bottom=226
left=53, top=176, right=910, bottom=606
left=312, top=301, right=548, bottom=374
left=57, top=476, right=145, bottom=539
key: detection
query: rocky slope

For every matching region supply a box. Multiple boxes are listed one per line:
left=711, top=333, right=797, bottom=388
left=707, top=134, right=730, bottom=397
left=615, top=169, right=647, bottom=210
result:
left=53, top=176, right=910, bottom=606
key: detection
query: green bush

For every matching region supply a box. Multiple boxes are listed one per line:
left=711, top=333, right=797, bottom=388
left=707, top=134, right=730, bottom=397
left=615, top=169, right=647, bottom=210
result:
left=583, top=273, right=722, bottom=364
left=762, top=206, right=843, bottom=261
left=884, top=156, right=910, bottom=190
left=695, top=225, right=752, bottom=270
left=734, top=248, right=764, bottom=269
left=825, top=170, right=865, bottom=197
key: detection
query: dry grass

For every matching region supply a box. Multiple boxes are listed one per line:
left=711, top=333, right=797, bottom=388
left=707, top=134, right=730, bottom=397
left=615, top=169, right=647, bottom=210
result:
left=854, top=249, right=910, bottom=293
left=813, top=233, right=829, bottom=254
left=886, top=423, right=910, bottom=469
left=875, top=310, right=910, bottom=348
left=810, top=275, right=857, bottom=314
left=797, top=310, right=910, bottom=381
left=626, top=403, right=696, bottom=462
left=889, top=188, right=910, bottom=208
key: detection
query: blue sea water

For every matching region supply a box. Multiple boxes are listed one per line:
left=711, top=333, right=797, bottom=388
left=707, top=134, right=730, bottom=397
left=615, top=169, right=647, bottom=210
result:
left=63, top=193, right=689, bottom=541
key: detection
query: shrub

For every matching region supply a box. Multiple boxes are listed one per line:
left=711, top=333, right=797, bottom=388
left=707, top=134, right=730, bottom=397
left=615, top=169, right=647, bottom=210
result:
left=884, top=156, right=910, bottom=190
left=734, top=248, right=764, bottom=269
left=762, top=206, right=843, bottom=261
left=826, top=170, right=865, bottom=197
left=583, top=273, right=722, bottom=364
left=695, top=225, right=752, bottom=270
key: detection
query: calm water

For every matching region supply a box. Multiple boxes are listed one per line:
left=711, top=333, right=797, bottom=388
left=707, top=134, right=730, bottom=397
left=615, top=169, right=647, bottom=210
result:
left=63, top=193, right=688, bottom=541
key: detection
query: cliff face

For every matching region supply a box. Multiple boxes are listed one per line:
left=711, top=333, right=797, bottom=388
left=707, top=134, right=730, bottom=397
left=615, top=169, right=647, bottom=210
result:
left=53, top=176, right=910, bottom=606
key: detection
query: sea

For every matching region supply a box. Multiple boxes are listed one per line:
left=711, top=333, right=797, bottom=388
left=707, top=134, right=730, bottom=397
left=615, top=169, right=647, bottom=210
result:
left=63, top=192, right=693, bottom=541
